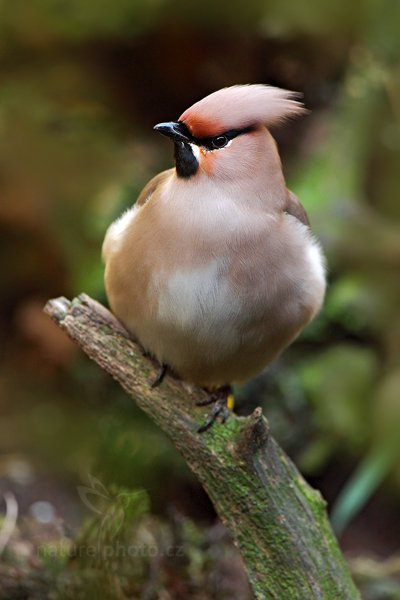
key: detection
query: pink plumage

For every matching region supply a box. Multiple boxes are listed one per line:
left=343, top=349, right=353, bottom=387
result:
left=103, top=83, right=325, bottom=430
left=179, top=84, right=305, bottom=137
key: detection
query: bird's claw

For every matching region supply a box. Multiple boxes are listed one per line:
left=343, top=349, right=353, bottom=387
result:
left=197, top=386, right=233, bottom=433
left=149, top=363, right=168, bottom=388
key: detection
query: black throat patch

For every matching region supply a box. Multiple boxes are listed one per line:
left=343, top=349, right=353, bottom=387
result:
left=174, top=142, right=199, bottom=178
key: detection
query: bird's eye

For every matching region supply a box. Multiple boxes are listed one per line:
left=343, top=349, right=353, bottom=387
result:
left=211, top=135, right=229, bottom=149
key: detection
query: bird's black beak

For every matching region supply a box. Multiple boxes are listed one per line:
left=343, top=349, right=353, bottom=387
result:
left=154, top=121, right=199, bottom=178
left=153, top=121, right=192, bottom=144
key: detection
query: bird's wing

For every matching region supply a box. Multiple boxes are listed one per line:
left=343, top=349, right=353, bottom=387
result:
left=135, top=168, right=174, bottom=208
left=102, top=169, right=174, bottom=263
left=284, top=189, right=310, bottom=227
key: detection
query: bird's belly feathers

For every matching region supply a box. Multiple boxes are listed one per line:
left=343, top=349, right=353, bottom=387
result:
left=105, top=211, right=326, bottom=386
left=151, top=258, right=244, bottom=356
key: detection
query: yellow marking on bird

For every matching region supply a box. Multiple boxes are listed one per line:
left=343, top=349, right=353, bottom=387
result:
left=227, top=394, right=235, bottom=411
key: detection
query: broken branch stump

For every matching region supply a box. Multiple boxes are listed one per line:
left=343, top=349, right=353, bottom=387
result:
left=44, top=294, right=359, bottom=600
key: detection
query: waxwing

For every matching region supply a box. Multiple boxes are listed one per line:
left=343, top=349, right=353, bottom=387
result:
left=103, top=84, right=326, bottom=430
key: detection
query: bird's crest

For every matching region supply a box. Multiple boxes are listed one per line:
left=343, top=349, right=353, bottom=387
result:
left=179, top=84, right=305, bottom=138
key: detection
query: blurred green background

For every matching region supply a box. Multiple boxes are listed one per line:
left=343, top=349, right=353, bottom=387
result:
left=0, top=0, right=399, bottom=598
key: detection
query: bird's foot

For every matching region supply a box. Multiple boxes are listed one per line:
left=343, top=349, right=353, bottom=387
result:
left=149, top=363, right=168, bottom=388
left=197, top=385, right=234, bottom=433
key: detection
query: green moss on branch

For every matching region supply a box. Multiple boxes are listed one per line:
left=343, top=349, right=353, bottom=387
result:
left=44, top=294, right=360, bottom=600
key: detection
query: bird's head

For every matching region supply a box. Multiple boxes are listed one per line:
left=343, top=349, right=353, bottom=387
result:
left=154, top=84, right=305, bottom=183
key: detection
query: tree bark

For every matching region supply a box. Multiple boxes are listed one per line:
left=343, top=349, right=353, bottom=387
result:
left=44, top=293, right=360, bottom=600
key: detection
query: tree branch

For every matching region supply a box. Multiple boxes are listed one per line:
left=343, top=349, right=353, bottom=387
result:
left=44, top=293, right=360, bottom=599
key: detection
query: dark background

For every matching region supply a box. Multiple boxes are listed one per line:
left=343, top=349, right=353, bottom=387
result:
left=0, top=1, right=399, bottom=598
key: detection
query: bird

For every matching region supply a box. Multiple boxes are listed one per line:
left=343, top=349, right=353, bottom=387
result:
left=102, top=84, right=326, bottom=431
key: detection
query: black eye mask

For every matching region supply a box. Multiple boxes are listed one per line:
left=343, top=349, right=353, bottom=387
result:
left=177, top=122, right=255, bottom=151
